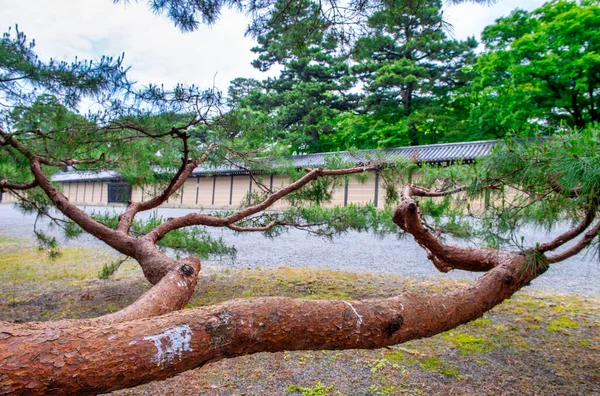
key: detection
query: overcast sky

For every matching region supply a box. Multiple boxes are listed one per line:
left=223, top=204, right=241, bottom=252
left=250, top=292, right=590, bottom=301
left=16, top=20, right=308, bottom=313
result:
left=2, top=0, right=546, bottom=94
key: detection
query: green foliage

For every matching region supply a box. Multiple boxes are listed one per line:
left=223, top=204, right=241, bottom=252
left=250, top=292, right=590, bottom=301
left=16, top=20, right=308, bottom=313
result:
left=482, top=130, right=600, bottom=223
left=98, top=256, right=129, bottom=280
left=132, top=0, right=500, bottom=35
left=285, top=381, right=335, bottom=396
left=0, top=26, right=129, bottom=110
left=234, top=204, right=400, bottom=240
left=319, top=113, right=412, bottom=151
left=471, top=0, right=600, bottom=137
left=91, top=211, right=237, bottom=259
left=229, top=0, right=357, bottom=153
left=351, top=0, right=478, bottom=146
left=33, top=231, right=61, bottom=260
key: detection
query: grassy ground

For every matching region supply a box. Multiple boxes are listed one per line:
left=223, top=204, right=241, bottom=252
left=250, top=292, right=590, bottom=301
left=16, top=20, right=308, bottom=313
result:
left=0, top=235, right=598, bottom=395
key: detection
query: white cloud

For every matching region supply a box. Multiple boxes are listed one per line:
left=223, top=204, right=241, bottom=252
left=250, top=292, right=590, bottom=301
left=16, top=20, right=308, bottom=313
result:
left=1, top=0, right=547, bottom=93
left=443, top=0, right=546, bottom=41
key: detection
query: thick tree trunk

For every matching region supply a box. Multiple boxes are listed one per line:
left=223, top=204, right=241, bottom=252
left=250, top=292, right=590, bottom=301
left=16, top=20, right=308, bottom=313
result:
left=0, top=251, right=542, bottom=395
left=4, top=257, right=201, bottom=332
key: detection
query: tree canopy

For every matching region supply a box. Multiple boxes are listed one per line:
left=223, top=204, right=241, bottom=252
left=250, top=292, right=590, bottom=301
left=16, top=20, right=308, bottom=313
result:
left=470, top=0, right=600, bottom=138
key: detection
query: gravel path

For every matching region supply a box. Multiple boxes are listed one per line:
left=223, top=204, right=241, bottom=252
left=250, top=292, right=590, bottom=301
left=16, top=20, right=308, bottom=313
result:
left=1, top=204, right=598, bottom=295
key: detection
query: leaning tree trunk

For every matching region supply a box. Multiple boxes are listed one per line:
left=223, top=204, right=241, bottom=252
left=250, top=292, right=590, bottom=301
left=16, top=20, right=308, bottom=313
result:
left=0, top=251, right=542, bottom=395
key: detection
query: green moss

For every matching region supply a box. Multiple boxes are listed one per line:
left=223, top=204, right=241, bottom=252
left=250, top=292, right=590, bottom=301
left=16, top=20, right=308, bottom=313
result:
left=418, top=357, right=460, bottom=378
left=383, top=351, right=410, bottom=365
left=285, top=381, right=335, bottom=395
left=442, top=332, right=496, bottom=355
left=470, top=317, right=492, bottom=327
left=547, top=316, right=579, bottom=334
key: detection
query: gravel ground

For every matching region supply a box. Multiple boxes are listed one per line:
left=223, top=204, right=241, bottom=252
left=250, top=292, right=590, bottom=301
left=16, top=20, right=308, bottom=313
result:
left=1, top=203, right=598, bottom=295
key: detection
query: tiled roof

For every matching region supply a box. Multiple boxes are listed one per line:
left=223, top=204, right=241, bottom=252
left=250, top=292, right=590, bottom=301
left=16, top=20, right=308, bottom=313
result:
left=52, top=169, right=119, bottom=182
left=53, top=140, right=499, bottom=182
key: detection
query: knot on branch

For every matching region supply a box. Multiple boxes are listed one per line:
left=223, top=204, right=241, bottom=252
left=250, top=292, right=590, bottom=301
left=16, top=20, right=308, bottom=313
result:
left=383, top=314, right=404, bottom=336
left=180, top=264, right=195, bottom=276
left=180, top=256, right=201, bottom=277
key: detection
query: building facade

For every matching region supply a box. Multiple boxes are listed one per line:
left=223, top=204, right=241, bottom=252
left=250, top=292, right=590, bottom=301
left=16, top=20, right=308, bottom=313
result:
left=1, top=140, right=497, bottom=209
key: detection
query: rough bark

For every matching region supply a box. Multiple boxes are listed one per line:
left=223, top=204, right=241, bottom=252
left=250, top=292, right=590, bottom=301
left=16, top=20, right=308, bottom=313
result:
left=393, top=185, right=501, bottom=272
left=4, top=256, right=201, bottom=331
left=0, top=251, right=539, bottom=395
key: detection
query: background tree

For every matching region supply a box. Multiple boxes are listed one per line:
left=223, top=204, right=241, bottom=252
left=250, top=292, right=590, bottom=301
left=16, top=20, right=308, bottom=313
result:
left=349, top=0, right=478, bottom=147
left=227, top=0, right=358, bottom=153
left=470, top=0, right=600, bottom=139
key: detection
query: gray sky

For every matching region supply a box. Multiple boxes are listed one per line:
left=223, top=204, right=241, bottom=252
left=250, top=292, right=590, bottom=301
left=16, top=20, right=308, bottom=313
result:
left=1, top=0, right=546, bottom=94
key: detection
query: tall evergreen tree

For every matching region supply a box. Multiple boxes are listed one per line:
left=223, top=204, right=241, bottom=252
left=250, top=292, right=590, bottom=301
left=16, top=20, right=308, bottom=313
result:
left=238, top=0, right=358, bottom=153
left=351, top=0, right=477, bottom=146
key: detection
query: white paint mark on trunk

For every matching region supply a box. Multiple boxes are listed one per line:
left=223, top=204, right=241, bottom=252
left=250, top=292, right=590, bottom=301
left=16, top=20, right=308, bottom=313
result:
left=343, top=301, right=363, bottom=334
left=177, top=281, right=188, bottom=288
left=219, top=311, right=232, bottom=324
left=143, top=324, right=193, bottom=367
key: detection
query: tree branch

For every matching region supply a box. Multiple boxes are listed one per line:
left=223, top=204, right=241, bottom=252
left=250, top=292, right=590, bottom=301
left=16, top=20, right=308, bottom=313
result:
left=115, top=143, right=214, bottom=234
left=393, top=184, right=501, bottom=272
left=226, top=220, right=281, bottom=232
left=545, top=220, right=600, bottom=264
left=0, top=128, right=108, bottom=167
left=534, top=206, right=596, bottom=254
left=145, top=165, right=379, bottom=242
left=28, top=157, right=139, bottom=257
left=0, top=179, right=38, bottom=192
left=9, top=257, right=201, bottom=331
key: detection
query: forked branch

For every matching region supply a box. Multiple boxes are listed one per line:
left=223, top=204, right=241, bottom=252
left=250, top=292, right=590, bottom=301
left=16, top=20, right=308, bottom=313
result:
left=534, top=206, right=597, bottom=254
left=115, top=144, right=214, bottom=234
left=545, top=220, right=600, bottom=264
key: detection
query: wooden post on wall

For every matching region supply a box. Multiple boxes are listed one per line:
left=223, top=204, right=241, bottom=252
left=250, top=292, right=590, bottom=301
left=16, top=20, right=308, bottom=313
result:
left=229, top=175, right=234, bottom=205
left=374, top=171, right=379, bottom=208
left=248, top=175, right=253, bottom=206
left=211, top=176, right=216, bottom=205
left=344, top=178, right=349, bottom=207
